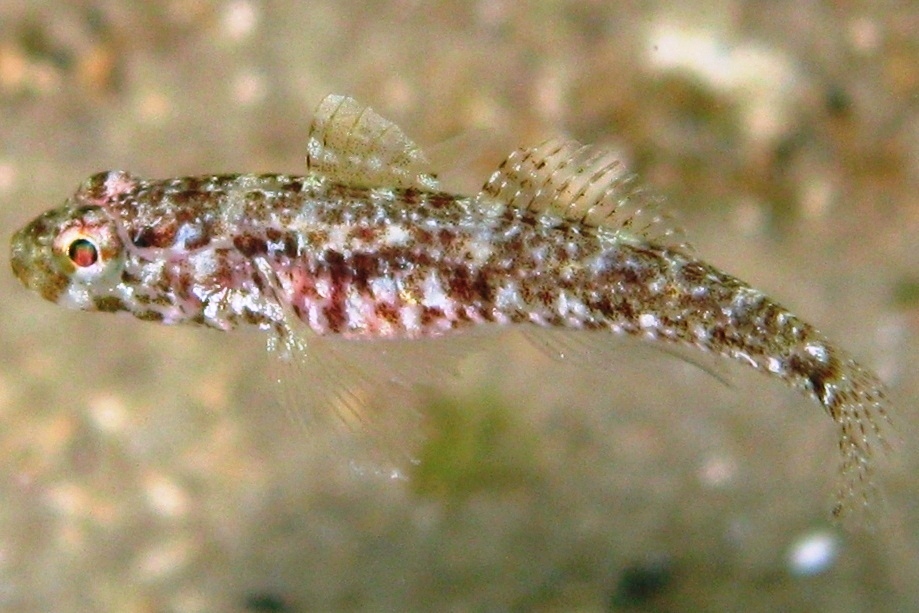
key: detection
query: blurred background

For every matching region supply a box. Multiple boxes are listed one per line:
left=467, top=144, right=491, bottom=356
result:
left=1, top=1, right=917, bottom=611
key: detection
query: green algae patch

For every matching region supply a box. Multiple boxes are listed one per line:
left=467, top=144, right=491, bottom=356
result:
left=411, top=394, right=542, bottom=502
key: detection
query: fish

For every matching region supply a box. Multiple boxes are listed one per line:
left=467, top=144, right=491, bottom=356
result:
left=10, top=94, right=892, bottom=520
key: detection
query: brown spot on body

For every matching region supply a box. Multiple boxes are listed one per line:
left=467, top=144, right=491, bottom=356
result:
left=210, top=250, right=237, bottom=290
left=318, top=256, right=350, bottom=333
left=473, top=270, right=492, bottom=303
left=174, top=207, right=198, bottom=226
left=170, top=188, right=207, bottom=209
left=132, top=227, right=156, bottom=248
left=787, top=351, right=842, bottom=414
left=134, top=218, right=181, bottom=249
left=184, top=232, right=211, bottom=250
left=93, top=295, right=127, bottom=312
left=610, top=297, right=635, bottom=323
left=324, top=250, right=349, bottom=285
left=233, top=234, right=268, bottom=257
left=348, top=252, right=381, bottom=291
left=427, top=192, right=457, bottom=210
left=353, top=226, right=378, bottom=242
left=445, top=266, right=492, bottom=304
left=323, top=300, right=346, bottom=333
left=281, top=234, right=299, bottom=258
left=246, top=191, right=267, bottom=208
left=400, top=188, right=420, bottom=206
left=421, top=306, right=444, bottom=326
left=37, top=269, right=68, bottom=303
left=678, top=261, right=708, bottom=285
left=164, top=259, right=194, bottom=298
left=136, top=310, right=165, bottom=322
left=535, top=288, right=554, bottom=307
left=375, top=302, right=400, bottom=325
left=243, top=309, right=264, bottom=326
left=409, top=229, right=435, bottom=254
left=438, top=228, right=456, bottom=248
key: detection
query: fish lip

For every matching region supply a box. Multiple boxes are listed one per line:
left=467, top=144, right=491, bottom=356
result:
left=9, top=226, right=33, bottom=287
left=10, top=216, right=58, bottom=295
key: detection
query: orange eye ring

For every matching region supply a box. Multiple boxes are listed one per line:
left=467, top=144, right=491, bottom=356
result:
left=68, top=237, right=99, bottom=268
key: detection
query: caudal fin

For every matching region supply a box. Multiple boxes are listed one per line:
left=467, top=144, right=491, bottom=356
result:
left=819, top=356, right=894, bottom=522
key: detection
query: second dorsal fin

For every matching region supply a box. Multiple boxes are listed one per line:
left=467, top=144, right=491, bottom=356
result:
left=480, top=139, right=690, bottom=251
left=306, top=95, right=439, bottom=191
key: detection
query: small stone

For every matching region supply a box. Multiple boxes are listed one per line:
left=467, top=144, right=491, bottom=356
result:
left=787, top=530, right=839, bottom=576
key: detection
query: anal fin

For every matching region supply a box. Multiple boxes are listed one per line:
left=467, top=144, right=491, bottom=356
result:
left=521, top=326, right=733, bottom=389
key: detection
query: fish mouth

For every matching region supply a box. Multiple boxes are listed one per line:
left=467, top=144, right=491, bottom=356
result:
left=10, top=216, right=67, bottom=302
left=9, top=225, right=35, bottom=288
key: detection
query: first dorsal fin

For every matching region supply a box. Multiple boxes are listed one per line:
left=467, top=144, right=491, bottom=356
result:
left=306, top=95, right=439, bottom=191
left=480, top=139, right=691, bottom=252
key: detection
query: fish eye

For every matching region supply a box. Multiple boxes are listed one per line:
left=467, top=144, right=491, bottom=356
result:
left=52, top=218, right=123, bottom=281
left=68, top=237, right=99, bottom=268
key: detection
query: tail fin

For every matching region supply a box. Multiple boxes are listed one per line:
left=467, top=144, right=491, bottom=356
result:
left=803, top=350, right=894, bottom=521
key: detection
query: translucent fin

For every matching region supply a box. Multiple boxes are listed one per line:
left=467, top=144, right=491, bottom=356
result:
left=267, top=322, right=425, bottom=478
left=480, top=138, right=691, bottom=252
left=521, top=327, right=733, bottom=388
left=825, top=360, right=897, bottom=527
left=269, top=330, right=499, bottom=478
left=306, top=94, right=439, bottom=191
left=252, top=256, right=484, bottom=476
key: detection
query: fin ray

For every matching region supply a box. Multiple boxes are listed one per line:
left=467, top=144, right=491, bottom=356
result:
left=252, top=255, right=491, bottom=475
left=521, top=327, right=732, bottom=388
left=307, top=95, right=439, bottom=190
left=481, top=138, right=691, bottom=252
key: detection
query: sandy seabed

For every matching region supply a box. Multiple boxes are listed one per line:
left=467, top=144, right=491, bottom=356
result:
left=1, top=2, right=917, bottom=611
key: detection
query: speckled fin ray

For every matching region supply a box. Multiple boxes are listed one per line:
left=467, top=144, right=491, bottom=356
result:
left=306, top=94, right=440, bottom=190
left=480, top=138, right=690, bottom=251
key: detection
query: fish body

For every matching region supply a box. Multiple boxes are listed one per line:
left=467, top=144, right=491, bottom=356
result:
left=10, top=95, right=891, bottom=519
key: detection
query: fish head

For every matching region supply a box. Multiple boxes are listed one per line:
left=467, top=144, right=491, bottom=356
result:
left=11, top=190, right=128, bottom=312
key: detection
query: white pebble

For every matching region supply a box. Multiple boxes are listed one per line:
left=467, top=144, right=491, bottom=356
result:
left=787, top=530, right=839, bottom=576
